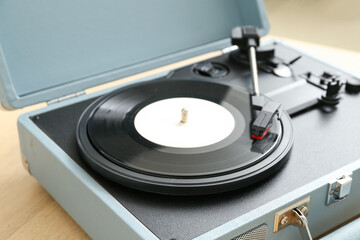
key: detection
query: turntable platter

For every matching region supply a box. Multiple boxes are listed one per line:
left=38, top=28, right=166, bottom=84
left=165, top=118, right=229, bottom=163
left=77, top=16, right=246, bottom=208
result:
left=77, top=79, right=293, bottom=195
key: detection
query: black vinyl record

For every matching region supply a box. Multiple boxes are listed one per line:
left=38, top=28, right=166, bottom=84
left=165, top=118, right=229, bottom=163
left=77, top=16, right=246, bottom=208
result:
left=77, top=79, right=293, bottom=195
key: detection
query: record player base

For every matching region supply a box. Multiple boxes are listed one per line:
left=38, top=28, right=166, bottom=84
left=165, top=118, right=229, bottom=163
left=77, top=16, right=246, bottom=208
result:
left=15, top=38, right=360, bottom=239
left=17, top=80, right=360, bottom=240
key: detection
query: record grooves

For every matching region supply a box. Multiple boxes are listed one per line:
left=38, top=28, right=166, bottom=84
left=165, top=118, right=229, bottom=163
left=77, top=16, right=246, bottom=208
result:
left=77, top=79, right=293, bottom=195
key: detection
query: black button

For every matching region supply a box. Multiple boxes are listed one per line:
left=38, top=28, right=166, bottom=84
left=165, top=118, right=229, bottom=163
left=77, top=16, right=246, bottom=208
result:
left=345, top=78, right=360, bottom=94
left=193, top=62, right=229, bottom=78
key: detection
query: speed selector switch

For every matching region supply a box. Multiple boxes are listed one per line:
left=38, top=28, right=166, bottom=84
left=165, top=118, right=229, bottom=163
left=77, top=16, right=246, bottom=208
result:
left=193, top=62, right=229, bottom=78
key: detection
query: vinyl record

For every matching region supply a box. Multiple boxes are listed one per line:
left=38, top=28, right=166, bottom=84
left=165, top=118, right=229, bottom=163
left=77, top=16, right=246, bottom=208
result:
left=77, top=79, right=293, bottom=195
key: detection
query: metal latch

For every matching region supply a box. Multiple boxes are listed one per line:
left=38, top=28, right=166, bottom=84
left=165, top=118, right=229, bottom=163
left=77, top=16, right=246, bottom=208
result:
left=274, top=196, right=313, bottom=240
left=274, top=196, right=310, bottom=232
left=327, top=172, right=353, bottom=206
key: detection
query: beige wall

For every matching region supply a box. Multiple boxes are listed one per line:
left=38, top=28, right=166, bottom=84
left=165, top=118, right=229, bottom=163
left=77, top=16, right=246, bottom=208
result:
left=265, top=0, right=360, bottom=52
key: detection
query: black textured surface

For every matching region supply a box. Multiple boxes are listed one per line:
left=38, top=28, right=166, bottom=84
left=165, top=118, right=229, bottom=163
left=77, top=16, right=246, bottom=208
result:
left=31, top=44, right=360, bottom=239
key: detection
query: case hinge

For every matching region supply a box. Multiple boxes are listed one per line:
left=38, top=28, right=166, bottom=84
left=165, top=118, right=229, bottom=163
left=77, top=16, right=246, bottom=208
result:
left=47, top=91, right=86, bottom=105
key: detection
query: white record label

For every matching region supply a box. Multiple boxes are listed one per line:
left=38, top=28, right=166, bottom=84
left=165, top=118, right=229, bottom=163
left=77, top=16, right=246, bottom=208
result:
left=134, top=97, right=235, bottom=148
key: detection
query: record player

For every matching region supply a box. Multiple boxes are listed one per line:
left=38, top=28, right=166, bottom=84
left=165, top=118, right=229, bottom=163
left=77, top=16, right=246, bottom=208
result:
left=1, top=0, right=360, bottom=239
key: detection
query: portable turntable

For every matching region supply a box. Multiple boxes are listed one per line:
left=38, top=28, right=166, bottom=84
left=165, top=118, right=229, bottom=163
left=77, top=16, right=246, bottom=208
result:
left=1, top=0, right=360, bottom=239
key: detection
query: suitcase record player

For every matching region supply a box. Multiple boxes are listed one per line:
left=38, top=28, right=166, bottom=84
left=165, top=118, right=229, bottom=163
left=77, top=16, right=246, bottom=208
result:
left=1, top=0, right=360, bottom=239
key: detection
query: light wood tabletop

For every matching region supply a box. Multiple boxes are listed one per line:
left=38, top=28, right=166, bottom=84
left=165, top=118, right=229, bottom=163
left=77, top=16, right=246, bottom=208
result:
left=1, top=38, right=360, bottom=240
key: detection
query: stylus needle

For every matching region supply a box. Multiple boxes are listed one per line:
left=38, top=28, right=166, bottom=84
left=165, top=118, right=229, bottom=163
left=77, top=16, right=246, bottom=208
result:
left=248, top=45, right=281, bottom=140
left=231, top=26, right=282, bottom=140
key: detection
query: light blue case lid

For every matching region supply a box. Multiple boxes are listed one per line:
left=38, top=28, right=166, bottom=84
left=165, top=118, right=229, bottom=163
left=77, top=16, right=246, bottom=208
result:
left=0, top=0, right=269, bottom=109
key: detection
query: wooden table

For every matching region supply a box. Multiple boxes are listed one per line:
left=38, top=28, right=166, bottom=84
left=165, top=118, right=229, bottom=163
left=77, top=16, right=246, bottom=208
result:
left=1, top=38, right=360, bottom=239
